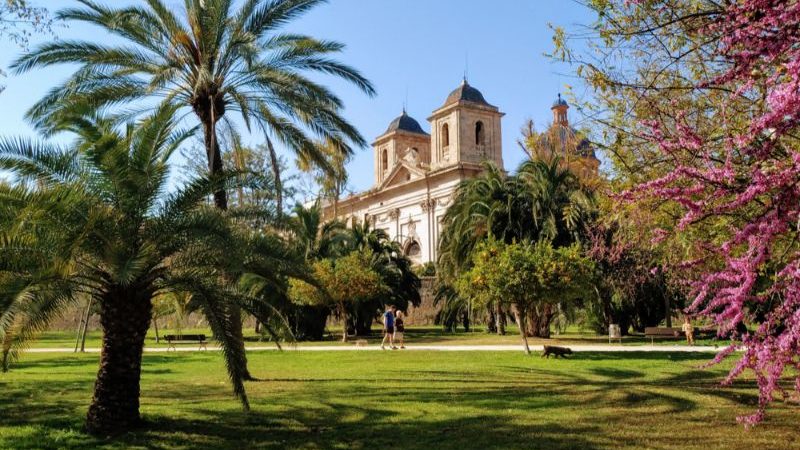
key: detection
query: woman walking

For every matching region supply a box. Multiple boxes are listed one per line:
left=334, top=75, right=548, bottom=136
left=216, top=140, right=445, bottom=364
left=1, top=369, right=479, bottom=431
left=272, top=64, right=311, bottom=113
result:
left=394, top=311, right=406, bottom=349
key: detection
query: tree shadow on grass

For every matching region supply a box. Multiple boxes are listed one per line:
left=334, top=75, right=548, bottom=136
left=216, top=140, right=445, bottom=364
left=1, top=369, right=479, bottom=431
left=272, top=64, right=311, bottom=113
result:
left=136, top=404, right=604, bottom=450
left=1, top=352, right=792, bottom=450
left=589, top=367, right=644, bottom=380
left=0, top=385, right=603, bottom=450
left=571, top=351, right=715, bottom=362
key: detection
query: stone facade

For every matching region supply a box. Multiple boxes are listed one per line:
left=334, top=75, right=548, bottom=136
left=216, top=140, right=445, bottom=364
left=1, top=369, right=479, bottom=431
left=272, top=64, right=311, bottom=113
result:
left=323, top=79, right=503, bottom=264
left=322, top=82, right=596, bottom=265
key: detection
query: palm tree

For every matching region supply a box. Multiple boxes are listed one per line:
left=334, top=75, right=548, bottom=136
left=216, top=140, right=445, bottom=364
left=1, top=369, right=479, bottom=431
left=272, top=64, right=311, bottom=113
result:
left=437, top=162, right=527, bottom=281
left=12, top=0, right=375, bottom=214
left=11, top=0, right=375, bottom=377
left=287, top=201, right=347, bottom=260
left=517, top=157, right=595, bottom=247
left=0, top=106, right=281, bottom=435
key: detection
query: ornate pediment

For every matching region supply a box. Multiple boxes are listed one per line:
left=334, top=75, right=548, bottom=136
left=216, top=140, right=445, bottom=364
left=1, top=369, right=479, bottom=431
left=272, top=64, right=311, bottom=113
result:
left=378, top=159, right=428, bottom=190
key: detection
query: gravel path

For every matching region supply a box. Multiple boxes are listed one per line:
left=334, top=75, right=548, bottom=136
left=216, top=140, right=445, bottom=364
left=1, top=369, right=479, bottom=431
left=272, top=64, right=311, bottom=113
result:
left=27, top=344, right=728, bottom=353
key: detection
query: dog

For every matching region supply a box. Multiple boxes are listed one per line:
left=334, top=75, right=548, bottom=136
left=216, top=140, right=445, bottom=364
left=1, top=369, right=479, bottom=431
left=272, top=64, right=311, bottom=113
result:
left=541, top=345, right=572, bottom=358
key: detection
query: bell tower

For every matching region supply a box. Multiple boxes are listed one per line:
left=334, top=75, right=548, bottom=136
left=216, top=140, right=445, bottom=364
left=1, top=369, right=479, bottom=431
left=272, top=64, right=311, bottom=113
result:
left=428, top=79, right=504, bottom=170
left=372, top=110, right=430, bottom=186
left=552, top=93, right=569, bottom=126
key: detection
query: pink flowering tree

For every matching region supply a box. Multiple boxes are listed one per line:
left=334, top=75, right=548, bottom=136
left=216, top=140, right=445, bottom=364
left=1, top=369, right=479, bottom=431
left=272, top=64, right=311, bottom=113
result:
left=555, top=0, right=800, bottom=424
left=626, top=0, right=800, bottom=425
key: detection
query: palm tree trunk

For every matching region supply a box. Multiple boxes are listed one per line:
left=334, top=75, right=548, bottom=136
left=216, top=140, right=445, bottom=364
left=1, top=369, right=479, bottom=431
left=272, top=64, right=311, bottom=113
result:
left=514, top=306, right=531, bottom=355
left=202, top=117, right=253, bottom=380
left=203, top=121, right=228, bottom=210
left=265, top=136, right=283, bottom=219
left=85, top=289, right=152, bottom=436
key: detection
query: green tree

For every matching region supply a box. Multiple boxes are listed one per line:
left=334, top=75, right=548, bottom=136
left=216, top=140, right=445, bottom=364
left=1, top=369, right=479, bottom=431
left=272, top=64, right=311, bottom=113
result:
left=457, top=240, right=594, bottom=354
left=343, top=220, right=421, bottom=336
left=438, top=158, right=594, bottom=336
left=12, top=0, right=374, bottom=212
left=0, top=106, right=270, bottom=435
left=289, top=249, right=385, bottom=342
left=287, top=201, right=347, bottom=261
left=11, top=0, right=375, bottom=377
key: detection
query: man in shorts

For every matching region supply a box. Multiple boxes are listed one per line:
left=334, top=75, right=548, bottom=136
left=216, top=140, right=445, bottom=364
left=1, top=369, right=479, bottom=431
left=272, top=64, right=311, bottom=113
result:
left=381, top=305, right=396, bottom=350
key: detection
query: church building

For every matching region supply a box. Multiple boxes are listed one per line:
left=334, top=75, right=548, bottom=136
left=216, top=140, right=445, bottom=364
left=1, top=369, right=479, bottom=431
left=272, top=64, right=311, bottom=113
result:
left=322, top=80, right=595, bottom=265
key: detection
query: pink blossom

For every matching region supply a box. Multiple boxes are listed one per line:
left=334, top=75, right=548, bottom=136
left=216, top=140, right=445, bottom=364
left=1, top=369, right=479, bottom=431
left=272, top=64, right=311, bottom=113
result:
left=626, top=0, right=800, bottom=425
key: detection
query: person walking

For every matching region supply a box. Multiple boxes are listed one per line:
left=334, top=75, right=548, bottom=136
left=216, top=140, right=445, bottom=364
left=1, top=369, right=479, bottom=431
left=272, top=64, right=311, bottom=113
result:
left=381, top=305, right=396, bottom=350
left=682, top=315, right=695, bottom=346
left=394, top=311, right=406, bottom=349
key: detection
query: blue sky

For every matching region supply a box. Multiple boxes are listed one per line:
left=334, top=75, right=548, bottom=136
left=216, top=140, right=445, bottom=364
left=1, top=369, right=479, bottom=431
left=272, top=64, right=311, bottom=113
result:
left=0, top=0, right=597, bottom=195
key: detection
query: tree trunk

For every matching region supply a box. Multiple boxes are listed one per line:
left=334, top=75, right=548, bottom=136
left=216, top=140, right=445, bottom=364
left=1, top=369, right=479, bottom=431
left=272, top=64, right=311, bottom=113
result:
left=340, top=304, right=348, bottom=342
left=80, top=316, right=90, bottom=353
left=75, top=297, right=93, bottom=353
left=265, top=136, right=283, bottom=219
left=514, top=307, right=531, bottom=355
left=202, top=118, right=227, bottom=210
left=496, top=303, right=506, bottom=336
left=526, top=304, right=553, bottom=338
left=486, top=304, right=497, bottom=333
left=85, top=289, right=152, bottom=436
left=201, top=116, right=254, bottom=380
left=153, top=317, right=160, bottom=344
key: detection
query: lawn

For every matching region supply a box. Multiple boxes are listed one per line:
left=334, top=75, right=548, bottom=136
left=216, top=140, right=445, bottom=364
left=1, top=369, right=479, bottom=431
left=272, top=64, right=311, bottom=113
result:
left=1, top=350, right=797, bottom=449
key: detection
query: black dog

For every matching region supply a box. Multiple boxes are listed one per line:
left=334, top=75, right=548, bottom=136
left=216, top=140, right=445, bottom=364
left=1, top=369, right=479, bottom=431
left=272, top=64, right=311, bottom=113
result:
left=541, top=345, right=573, bottom=358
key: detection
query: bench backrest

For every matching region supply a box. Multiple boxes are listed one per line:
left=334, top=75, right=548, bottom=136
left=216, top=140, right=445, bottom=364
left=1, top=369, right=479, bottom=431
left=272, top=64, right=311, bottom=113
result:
left=644, top=327, right=680, bottom=336
left=163, top=334, right=206, bottom=341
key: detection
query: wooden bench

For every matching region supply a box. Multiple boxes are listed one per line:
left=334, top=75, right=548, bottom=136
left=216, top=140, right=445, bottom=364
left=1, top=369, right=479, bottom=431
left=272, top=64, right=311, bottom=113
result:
left=644, top=327, right=681, bottom=344
left=164, top=334, right=208, bottom=351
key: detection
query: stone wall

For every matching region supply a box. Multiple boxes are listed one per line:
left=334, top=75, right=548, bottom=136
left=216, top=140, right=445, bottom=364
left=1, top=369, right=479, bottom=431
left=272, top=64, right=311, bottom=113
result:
left=405, top=276, right=438, bottom=325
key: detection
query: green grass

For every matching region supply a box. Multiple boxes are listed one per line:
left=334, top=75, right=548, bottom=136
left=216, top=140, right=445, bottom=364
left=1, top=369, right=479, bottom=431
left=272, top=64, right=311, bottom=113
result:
left=31, top=325, right=728, bottom=349
left=1, top=350, right=797, bottom=449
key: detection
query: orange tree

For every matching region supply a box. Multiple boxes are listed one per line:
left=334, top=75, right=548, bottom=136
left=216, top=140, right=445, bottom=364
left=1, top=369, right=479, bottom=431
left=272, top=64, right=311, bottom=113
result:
left=456, top=240, right=594, bottom=354
left=289, top=249, right=385, bottom=342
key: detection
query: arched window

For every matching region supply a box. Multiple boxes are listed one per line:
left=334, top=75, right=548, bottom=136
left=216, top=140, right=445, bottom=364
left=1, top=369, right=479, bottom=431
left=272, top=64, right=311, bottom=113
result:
left=475, top=121, right=485, bottom=145
left=441, top=123, right=450, bottom=147
left=381, top=148, right=388, bottom=172
left=405, top=240, right=421, bottom=258
left=475, top=120, right=486, bottom=145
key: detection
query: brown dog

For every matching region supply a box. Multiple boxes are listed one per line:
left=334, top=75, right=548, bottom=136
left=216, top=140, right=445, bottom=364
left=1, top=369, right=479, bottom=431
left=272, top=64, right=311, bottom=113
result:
left=541, top=345, right=573, bottom=358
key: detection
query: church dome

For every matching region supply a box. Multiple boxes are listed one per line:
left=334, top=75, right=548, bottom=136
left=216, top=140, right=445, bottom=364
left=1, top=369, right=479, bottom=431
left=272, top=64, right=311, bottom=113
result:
left=552, top=93, right=568, bottom=108
left=443, top=79, right=490, bottom=106
left=385, top=110, right=427, bottom=135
